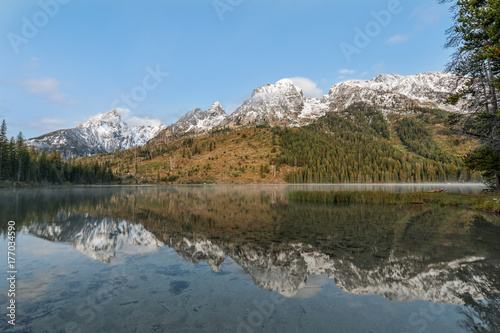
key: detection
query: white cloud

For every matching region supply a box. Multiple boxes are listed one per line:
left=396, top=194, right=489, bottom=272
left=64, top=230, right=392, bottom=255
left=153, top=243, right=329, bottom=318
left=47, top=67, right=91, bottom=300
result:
left=17, top=77, right=76, bottom=105
left=114, top=107, right=132, bottom=118
left=287, top=77, right=324, bottom=98
left=339, top=69, right=355, bottom=75
left=386, top=34, right=411, bottom=45
left=114, top=107, right=162, bottom=127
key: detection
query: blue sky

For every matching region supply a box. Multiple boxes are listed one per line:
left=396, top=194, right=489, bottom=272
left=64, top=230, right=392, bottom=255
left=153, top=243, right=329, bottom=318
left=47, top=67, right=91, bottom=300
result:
left=0, top=0, right=454, bottom=139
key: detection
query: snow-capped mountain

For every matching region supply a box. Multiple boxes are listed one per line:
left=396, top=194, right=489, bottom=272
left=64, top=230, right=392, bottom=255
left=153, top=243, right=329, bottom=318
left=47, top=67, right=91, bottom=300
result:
left=229, top=78, right=328, bottom=127
left=161, top=102, right=228, bottom=137
left=325, top=72, right=464, bottom=113
left=224, top=72, right=463, bottom=128
left=27, top=109, right=165, bottom=158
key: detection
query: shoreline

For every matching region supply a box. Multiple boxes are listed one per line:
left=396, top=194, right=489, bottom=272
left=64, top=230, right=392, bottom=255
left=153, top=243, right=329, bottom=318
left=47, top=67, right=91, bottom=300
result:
left=288, top=190, right=500, bottom=215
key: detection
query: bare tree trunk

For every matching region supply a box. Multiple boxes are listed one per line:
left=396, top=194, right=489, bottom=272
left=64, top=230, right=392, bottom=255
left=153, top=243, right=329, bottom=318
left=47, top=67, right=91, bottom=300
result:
left=496, top=171, right=500, bottom=192
left=480, top=66, right=490, bottom=113
left=487, top=59, right=498, bottom=113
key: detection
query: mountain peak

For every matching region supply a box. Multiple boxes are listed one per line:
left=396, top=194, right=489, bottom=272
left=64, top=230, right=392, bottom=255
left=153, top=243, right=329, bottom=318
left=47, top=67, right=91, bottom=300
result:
left=106, top=109, right=119, bottom=116
left=230, top=78, right=314, bottom=127
left=165, top=102, right=228, bottom=136
left=207, top=102, right=226, bottom=116
left=82, top=109, right=122, bottom=128
left=210, top=101, right=223, bottom=109
left=275, top=78, right=295, bottom=86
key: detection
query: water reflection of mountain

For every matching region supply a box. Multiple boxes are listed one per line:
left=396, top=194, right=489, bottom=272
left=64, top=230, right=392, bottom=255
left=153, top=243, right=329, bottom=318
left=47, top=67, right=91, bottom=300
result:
left=169, top=235, right=498, bottom=304
left=22, top=213, right=163, bottom=263
left=2, top=186, right=499, bottom=305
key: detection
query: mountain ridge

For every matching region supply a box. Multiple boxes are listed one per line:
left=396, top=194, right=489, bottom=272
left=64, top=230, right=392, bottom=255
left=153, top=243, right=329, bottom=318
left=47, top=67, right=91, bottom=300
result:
left=163, top=71, right=464, bottom=136
left=27, top=71, right=464, bottom=158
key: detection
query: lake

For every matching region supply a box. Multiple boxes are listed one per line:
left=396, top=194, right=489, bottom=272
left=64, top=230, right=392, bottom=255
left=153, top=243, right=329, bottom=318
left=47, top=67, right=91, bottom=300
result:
left=0, top=184, right=499, bottom=333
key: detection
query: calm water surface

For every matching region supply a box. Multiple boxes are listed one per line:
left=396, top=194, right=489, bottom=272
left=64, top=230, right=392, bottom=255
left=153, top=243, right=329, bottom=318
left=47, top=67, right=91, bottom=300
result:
left=0, top=184, right=498, bottom=333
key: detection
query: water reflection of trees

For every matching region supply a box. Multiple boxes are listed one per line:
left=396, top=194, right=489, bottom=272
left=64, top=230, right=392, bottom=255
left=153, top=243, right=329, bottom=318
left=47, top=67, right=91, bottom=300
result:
left=456, top=216, right=500, bottom=333
left=458, top=293, right=500, bottom=332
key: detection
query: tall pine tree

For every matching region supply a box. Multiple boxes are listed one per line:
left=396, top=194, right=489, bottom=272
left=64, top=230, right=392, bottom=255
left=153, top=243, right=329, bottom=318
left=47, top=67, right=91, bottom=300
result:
left=440, top=0, right=500, bottom=190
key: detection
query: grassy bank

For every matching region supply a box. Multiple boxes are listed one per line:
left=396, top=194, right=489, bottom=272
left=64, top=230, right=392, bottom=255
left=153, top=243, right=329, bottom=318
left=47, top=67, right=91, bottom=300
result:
left=288, top=190, right=500, bottom=214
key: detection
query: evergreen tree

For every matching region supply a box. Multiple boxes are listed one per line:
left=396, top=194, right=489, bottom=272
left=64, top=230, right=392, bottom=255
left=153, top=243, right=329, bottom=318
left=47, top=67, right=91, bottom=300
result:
left=440, top=0, right=500, bottom=189
left=0, top=120, right=115, bottom=185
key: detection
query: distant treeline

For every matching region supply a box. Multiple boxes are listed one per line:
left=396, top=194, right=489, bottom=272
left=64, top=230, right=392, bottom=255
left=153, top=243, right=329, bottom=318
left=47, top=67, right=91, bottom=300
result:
left=0, top=120, right=114, bottom=185
left=272, top=103, right=479, bottom=184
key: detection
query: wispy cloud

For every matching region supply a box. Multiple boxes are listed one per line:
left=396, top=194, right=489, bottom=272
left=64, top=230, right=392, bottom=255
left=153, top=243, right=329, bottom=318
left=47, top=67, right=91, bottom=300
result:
left=339, top=69, right=355, bottom=75
left=288, top=77, right=324, bottom=98
left=17, top=77, right=76, bottom=105
left=386, top=34, right=411, bottom=45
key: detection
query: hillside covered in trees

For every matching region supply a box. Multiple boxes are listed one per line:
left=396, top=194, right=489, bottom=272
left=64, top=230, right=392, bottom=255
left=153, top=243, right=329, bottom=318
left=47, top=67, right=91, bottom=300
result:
left=0, top=120, right=114, bottom=186
left=81, top=103, right=482, bottom=184
left=273, top=104, right=476, bottom=183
